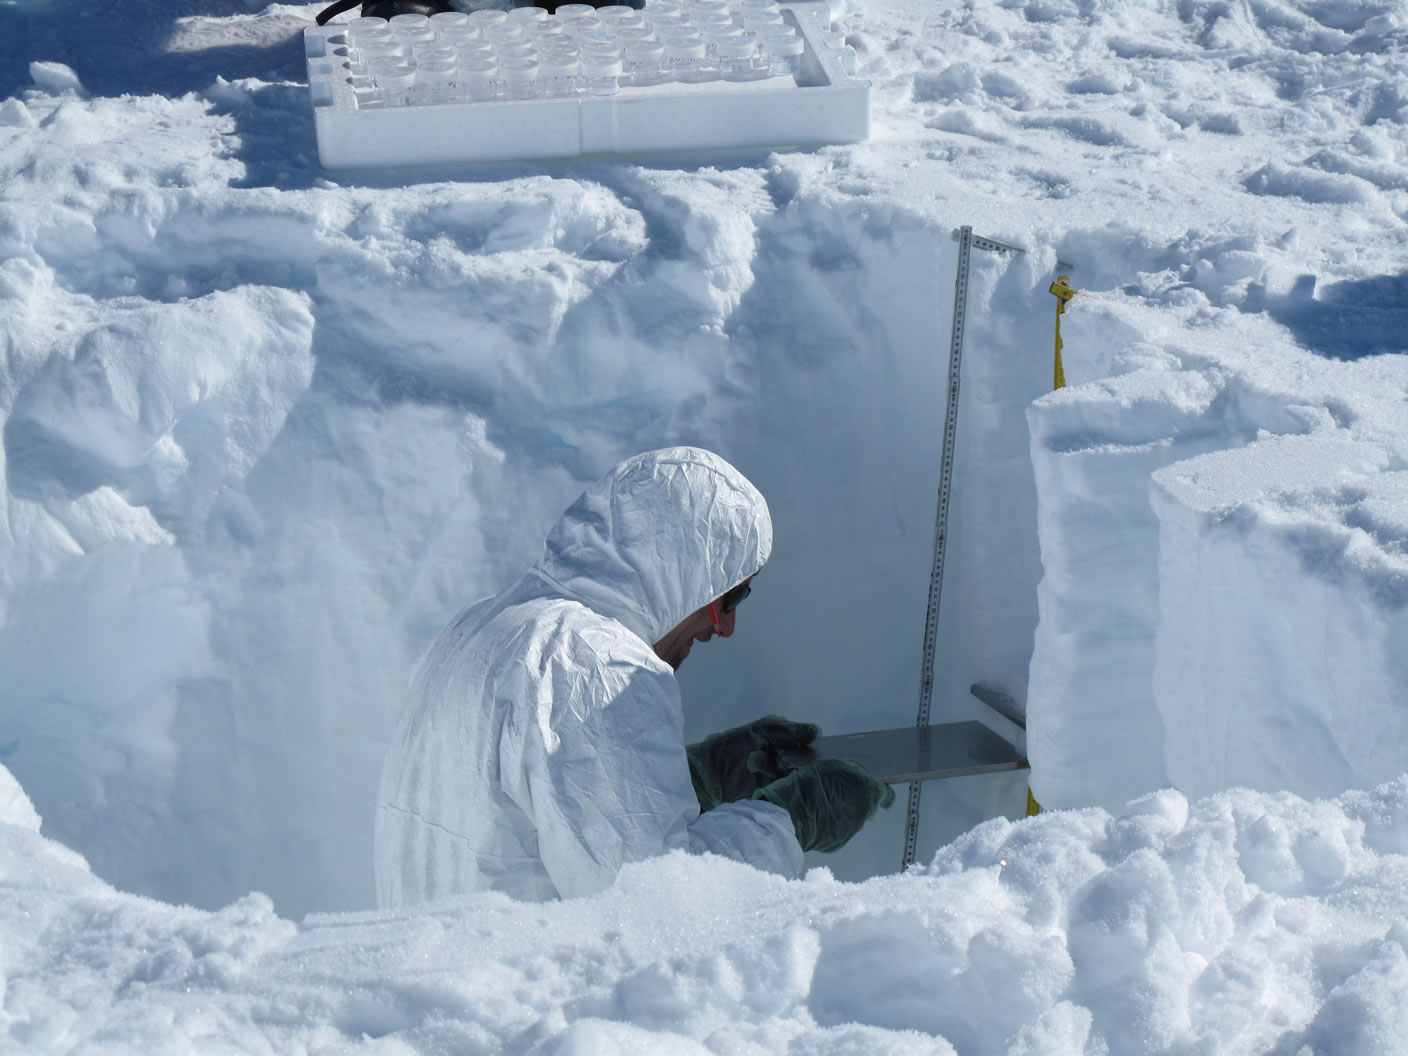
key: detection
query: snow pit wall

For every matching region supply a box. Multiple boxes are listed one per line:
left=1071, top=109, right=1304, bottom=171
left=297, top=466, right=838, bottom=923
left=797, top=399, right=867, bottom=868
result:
left=0, top=158, right=1053, bottom=916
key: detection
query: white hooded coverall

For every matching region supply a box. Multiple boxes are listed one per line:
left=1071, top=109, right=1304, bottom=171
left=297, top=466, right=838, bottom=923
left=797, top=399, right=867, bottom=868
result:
left=375, top=447, right=804, bottom=906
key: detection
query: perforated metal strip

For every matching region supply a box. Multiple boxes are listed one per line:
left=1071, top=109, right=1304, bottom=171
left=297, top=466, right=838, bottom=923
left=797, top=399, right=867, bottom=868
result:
left=901, top=225, right=974, bottom=871
left=900, top=226, right=1025, bottom=871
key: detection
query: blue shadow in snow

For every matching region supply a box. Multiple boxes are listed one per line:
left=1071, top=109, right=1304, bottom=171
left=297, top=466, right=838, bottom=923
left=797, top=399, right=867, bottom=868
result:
left=0, top=0, right=310, bottom=100
left=1264, top=272, right=1408, bottom=362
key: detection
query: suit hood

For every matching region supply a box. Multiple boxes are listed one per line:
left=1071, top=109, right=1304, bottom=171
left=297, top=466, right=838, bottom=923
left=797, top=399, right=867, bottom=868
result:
left=532, top=447, right=772, bottom=647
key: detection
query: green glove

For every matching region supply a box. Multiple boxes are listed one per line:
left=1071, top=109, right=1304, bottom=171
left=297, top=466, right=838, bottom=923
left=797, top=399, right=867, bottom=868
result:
left=752, top=758, right=895, bottom=853
left=687, top=716, right=821, bottom=813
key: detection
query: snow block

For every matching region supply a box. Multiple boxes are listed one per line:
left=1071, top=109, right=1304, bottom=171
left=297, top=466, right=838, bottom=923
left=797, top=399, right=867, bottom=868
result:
left=1025, top=367, right=1246, bottom=812
left=1151, top=434, right=1408, bottom=801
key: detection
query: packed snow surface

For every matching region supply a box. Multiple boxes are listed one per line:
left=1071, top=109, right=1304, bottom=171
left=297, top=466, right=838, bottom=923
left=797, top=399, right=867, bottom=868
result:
left=2, top=0, right=1407, bottom=1049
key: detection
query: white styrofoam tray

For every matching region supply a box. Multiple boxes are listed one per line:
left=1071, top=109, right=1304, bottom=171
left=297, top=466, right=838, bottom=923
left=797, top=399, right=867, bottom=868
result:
left=304, top=3, right=868, bottom=169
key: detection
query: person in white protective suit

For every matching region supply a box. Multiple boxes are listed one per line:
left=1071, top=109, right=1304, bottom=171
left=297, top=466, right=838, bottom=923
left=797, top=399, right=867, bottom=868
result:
left=374, top=446, right=893, bottom=906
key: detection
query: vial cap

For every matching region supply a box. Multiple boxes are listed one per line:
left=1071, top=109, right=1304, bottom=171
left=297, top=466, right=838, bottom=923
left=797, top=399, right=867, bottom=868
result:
left=377, top=64, right=417, bottom=87
left=388, top=13, right=429, bottom=28
left=664, top=36, right=705, bottom=57
left=649, top=10, right=689, bottom=28
left=437, top=24, right=481, bottom=42
left=580, top=54, right=622, bottom=75
left=580, top=40, right=621, bottom=57
left=762, top=31, right=803, bottom=55
left=499, top=55, right=541, bottom=77
left=701, top=23, right=744, bottom=41
left=713, top=35, right=755, bottom=57
left=540, top=52, right=579, bottom=73
left=417, top=58, right=458, bottom=82
left=495, top=43, right=538, bottom=60
left=361, top=40, right=407, bottom=59
left=744, top=11, right=785, bottom=29
left=690, top=10, right=733, bottom=28
left=572, top=27, right=616, bottom=45
left=485, top=23, right=528, bottom=41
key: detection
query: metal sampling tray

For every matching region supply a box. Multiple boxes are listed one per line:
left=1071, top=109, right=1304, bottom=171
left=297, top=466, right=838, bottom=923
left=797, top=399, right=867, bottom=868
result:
left=779, top=720, right=1029, bottom=785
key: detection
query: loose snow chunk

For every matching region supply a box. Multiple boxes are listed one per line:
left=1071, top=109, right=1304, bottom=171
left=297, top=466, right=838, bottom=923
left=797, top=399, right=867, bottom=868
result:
left=29, top=62, right=88, bottom=98
left=0, top=98, right=36, bottom=128
left=0, top=764, right=42, bottom=832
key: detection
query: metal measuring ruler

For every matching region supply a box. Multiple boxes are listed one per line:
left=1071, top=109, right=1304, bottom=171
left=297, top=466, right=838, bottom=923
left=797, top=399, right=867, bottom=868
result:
left=900, top=226, right=1024, bottom=871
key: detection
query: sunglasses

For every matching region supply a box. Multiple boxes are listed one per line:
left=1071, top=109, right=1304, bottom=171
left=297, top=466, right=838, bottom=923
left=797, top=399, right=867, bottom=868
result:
left=719, top=580, right=752, bottom=615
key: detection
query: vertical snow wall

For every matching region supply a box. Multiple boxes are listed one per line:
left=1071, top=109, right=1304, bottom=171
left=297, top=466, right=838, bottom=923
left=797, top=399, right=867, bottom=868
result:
left=0, top=144, right=1053, bottom=915
left=1027, top=286, right=1408, bottom=813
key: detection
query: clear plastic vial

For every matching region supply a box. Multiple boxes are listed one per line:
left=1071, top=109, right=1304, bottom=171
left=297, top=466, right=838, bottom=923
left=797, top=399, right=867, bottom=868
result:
left=758, top=25, right=802, bottom=77
left=648, top=8, right=690, bottom=31
left=663, top=35, right=712, bottom=82
left=562, top=15, right=603, bottom=38
left=578, top=52, right=621, bottom=95
left=495, top=42, right=537, bottom=62
left=613, top=25, right=655, bottom=46
left=348, top=20, right=394, bottom=49
left=374, top=64, right=418, bottom=106
left=429, top=10, right=472, bottom=28
left=554, top=3, right=597, bottom=17
left=713, top=35, right=763, bottom=80
left=689, top=0, right=729, bottom=18
left=484, top=22, right=528, bottom=43
left=415, top=44, right=457, bottom=64
left=393, top=26, right=439, bottom=50
left=466, top=9, right=509, bottom=28
left=499, top=55, right=541, bottom=98
left=689, top=10, right=734, bottom=35
left=539, top=51, right=582, bottom=97
left=604, top=13, right=648, bottom=34
left=388, top=12, right=430, bottom=29
left=456, top=40, right=496, bottom=62
left=742, top=9, right=784, bottom=33
left=506, top=5, right=548, bottom=23
left=622, top=38, right=666, bottom=85
left=435, top=24, right=481, bottom=47
left=354, top=40, right=406, bottom=77
left=700, top=21, right=744, bottom=57
left=460, top=56, right=501, bottom=100
left=737, top=0, right=781, bottom=15
left=415, top=58, right=460, bottom=103
left=579, top=40, right=621, bottom=64
left=572, top=27, right=617, bottom=47
left=348, top=15, right=389, bottom=34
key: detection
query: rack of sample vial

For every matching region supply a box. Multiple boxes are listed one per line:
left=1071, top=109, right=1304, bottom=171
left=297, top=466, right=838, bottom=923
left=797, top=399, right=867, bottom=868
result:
left=303, top=0, right=867, bottom=169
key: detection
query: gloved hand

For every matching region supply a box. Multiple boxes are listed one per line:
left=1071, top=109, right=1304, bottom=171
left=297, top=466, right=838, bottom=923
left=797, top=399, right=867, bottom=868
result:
left=687, top=716, right=821, bottom=813
left=752, top=758, right=895, bottom=853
